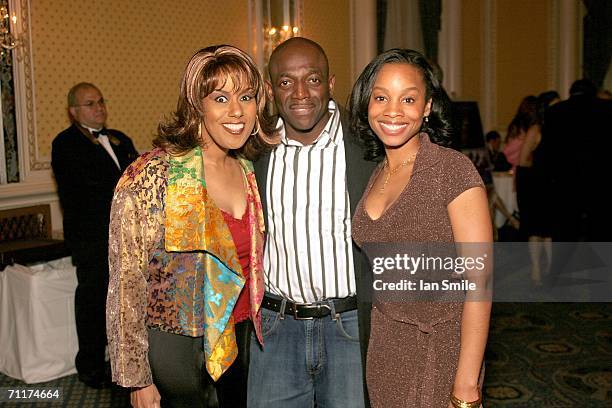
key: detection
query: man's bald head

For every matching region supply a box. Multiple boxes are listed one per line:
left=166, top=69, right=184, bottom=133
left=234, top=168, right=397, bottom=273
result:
left=268, top=37, right=329, bottom=80
left=266, top=37, right=335, bottom=145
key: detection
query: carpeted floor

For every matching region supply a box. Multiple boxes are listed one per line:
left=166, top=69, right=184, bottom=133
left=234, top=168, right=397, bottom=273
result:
left=483, top=302, right=611, bottom=407
left=1, top=303, right=610, bottom=407
left=0, top=373, right=130, bottom=407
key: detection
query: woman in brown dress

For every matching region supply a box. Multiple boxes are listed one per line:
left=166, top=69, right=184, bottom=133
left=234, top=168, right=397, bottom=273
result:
left=348, top=49, right=493, bottom=408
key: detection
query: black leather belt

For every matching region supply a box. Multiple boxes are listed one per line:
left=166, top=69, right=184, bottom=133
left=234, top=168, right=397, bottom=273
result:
left=262, top=294, right=357, bottom=320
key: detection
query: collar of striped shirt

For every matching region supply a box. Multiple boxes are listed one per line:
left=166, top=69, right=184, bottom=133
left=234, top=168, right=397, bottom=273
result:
left=277, top=99, right=341, bottom=147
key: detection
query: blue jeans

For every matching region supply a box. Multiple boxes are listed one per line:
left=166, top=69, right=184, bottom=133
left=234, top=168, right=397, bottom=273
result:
left=247, top=299, right=365, bottom=408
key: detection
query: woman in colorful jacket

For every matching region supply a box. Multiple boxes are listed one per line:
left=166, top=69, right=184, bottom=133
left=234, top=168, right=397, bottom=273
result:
left=106, top=45, right=276, bottom=408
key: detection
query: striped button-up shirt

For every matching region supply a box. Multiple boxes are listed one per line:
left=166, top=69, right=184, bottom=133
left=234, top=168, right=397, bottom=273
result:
left=263, top=100, right=356, bottom=303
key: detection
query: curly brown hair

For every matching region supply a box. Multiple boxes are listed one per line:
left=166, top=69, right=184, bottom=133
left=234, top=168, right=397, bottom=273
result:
left=153, top=45, right=276, bottom=159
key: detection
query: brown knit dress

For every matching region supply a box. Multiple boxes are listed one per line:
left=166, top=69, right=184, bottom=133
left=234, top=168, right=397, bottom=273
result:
left=352, top=134, right=484, bottom=408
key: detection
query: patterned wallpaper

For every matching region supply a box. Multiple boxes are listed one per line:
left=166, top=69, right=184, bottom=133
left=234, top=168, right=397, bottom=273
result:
left=30, top=0, right=250, bottom=157
left=302, top=0, right=352, bottom=107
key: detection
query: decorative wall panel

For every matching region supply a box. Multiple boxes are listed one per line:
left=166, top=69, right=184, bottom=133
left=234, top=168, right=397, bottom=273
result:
left=302, top=0, right=352, bottom=106
left=30, top=0, right=249, bottom=158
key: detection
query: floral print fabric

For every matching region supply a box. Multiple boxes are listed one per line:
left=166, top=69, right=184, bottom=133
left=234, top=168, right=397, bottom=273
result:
left=107, top=147, right=265, bottom=387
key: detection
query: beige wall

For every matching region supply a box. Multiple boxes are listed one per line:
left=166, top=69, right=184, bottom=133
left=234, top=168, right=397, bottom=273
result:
left=303, top=0, right=352, bottom=106
left=461, top=0, right=482, bottom=104
left=460, top=0, right=555, bottom=133
left=1, top=0, right=355, bottom=232
left=31, top=0, right=250, bottom=157
left=495, top=0, right=552, bottom=132
left=19, top=0, right=574, bottom=167
left=30, top=0, right=354, bottom=158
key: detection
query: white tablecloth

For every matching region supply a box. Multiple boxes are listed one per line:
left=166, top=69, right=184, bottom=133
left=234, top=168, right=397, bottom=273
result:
left=492, top=171, right=518, bottom=228
left=0, top=257, right=78, bottom=383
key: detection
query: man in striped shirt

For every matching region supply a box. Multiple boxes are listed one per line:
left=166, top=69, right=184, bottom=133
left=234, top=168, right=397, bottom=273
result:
left=248, top=37, right=375, bottom=407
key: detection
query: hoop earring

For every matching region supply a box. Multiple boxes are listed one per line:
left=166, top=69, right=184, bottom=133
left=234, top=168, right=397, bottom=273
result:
left=251, top=117, right=261, bottom=136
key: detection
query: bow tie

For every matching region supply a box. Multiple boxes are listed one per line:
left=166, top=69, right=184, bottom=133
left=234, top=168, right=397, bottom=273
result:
left=92, top=129, right=107, bottom=138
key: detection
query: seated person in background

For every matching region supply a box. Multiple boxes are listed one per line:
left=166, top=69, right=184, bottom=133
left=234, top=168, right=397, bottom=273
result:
left=485, top=130, right=511, bottom=171
left=488, top=189, right=520, bottom=238
left=466, top=143, right=519, bottom=238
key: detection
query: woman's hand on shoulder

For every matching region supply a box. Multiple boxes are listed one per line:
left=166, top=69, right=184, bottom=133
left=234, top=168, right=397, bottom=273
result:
left=130, top=384, right=161, bottom=408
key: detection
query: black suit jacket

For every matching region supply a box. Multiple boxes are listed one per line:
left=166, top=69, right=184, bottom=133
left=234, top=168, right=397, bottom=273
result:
left=534, top=95, right=612, bottom=240
left=253, top=113, right=376, bottom=397
left=52, top=123, right=138, bottom=261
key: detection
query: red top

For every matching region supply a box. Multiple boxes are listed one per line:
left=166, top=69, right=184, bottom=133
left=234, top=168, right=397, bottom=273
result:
left=221, top=207, right=251, bottom=323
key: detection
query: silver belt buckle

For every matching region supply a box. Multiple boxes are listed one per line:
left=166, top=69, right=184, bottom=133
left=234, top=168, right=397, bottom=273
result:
left=293, top=303, right=331, bottom=320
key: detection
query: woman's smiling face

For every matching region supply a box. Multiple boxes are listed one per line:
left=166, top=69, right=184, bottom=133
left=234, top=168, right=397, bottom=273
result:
left=201, top=75, right=257, bottom=152
left=367, top=63, right=432, bottom=149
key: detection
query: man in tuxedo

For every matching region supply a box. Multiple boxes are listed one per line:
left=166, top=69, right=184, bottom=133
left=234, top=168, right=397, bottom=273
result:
left=247, top=37, right=375, bottom=408
left=52, top=82, right=138, bottom=388
left=535, top=79, right=612, bottom=242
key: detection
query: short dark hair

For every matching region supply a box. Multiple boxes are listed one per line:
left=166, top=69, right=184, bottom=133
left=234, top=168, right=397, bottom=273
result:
left=536, top=90, right=560, bottom=123
left=485, top=130, right=501, bottom=142
left=153, top=45, right=276, bottom=160
left=569, top=79, right=597, bottom=98
left=348, top=48, right=452, bottom=161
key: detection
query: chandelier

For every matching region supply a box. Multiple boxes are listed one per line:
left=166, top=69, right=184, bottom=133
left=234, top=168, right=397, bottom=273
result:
left=0, top=2, right=22, bottom=66
left=263, top=0, right=302, bottom=62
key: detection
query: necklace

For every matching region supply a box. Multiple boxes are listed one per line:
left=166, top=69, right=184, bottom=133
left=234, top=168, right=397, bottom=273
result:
left=380, top=153, right=417, bottom=193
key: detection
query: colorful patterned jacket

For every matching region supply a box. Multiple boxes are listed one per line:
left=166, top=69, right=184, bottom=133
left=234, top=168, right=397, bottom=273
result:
left=106, top=147, right=265, bottom=387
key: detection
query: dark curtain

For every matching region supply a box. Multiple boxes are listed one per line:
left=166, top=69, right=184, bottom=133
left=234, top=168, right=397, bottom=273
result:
left=376, top=0, right=387, bottom=54
left=1, top=0, right=20, bottom=183
left=419, top=0, right=442, bottom=61
left=377, top=0, right=442, bottom=59
left=583, top=0, right=612, bottom=88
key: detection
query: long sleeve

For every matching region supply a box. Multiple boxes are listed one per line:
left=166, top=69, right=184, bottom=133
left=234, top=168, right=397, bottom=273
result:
left=51, top=136, right=86, bottom=244
left=106, top=187, right=152, bottom=387
left=52, top=126, right=128, bottom=246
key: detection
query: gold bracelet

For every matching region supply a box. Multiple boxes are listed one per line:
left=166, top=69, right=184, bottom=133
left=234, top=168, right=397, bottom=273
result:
left=450, top=390, right=481, bottom=408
